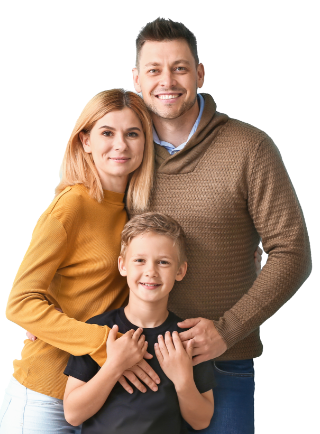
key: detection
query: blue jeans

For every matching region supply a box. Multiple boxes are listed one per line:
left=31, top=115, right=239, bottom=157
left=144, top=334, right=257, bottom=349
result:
left=188, top=359, right=255, bottom=434
left=0, top=377, right=82, bottom=434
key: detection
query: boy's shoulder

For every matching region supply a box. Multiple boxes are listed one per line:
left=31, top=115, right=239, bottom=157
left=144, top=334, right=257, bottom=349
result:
left=86, top=308, right=121, bottom=327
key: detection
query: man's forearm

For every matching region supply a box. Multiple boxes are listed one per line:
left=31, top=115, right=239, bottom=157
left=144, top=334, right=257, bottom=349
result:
left=175, top=380, right=214, bottom=430
left=64, top=360, right=122, bottom=426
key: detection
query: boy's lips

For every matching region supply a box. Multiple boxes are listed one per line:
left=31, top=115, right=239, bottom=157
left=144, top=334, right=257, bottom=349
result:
left=139, top=282, right=161, bottom=290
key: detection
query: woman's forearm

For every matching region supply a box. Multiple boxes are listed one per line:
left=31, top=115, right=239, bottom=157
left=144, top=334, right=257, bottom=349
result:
left=175, top=380, right=214, bottom=430
left=64, top=360, right=123, bottom=426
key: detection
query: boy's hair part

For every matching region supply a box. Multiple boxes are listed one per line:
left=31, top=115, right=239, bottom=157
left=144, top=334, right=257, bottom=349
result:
left=136, top=18, right=199, bottom=68
left=120, top=212, right=187, bottom=264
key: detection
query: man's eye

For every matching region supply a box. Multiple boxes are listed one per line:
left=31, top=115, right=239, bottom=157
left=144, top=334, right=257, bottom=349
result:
left=148, top=69, right=158, bottom=74
left=175, top=67, right=186, bottom=72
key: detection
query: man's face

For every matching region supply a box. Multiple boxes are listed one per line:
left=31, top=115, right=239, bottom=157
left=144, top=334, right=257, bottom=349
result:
left=133, top=39, right=204, bottom=120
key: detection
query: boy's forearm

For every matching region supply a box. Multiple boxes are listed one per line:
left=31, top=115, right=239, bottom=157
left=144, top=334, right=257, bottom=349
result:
left=175, top=380, right=214, bottom=430
left=64, top=360, right=123, bottom=426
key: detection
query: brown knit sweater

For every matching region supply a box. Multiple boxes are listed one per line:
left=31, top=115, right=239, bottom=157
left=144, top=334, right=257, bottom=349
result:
left=132, top=94, right=312, bottom=360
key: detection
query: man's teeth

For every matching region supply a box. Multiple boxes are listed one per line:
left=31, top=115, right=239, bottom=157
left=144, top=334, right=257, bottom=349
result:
left=157, top=94, right=179, bottom=99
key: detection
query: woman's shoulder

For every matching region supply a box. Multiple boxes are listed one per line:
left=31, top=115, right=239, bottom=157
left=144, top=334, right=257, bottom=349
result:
left=44, top=184, right=90, bottom=223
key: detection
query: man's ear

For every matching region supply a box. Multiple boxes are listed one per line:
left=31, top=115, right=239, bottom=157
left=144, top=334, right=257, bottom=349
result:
left=132, top=67, right=142, bottom=93
left=118, top=256, right=128, bottom=276
left=175, top=262, right=187, bottom=282
left=79, top=131, right=91, bottom=154
left=197, top=63, right=205, bottom=89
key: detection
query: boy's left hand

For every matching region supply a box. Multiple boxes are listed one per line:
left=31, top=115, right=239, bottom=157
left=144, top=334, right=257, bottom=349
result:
left=155, top=331, right=194, bottom=389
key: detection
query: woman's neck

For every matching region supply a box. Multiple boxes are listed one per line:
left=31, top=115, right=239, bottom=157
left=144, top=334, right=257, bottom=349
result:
left=124, top=294, right=169, bottom=328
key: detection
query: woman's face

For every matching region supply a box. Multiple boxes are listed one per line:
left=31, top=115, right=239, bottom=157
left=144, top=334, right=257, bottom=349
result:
left=80, top=107, right=145, bottom=193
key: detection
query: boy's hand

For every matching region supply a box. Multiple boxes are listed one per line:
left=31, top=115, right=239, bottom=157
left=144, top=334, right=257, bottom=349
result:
left=106, top=325, right=147, bottom=374
left=154, top=331, right=194, bottom=390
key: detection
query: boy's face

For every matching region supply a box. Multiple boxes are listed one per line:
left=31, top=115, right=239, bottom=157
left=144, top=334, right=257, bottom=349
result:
left=118, top=232, right=187, bottom=304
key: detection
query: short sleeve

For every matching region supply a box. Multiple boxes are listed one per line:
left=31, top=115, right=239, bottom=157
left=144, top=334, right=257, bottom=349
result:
left=64, top=354, right=100, bottom=382
left=193, top=360, right=216, bottom=394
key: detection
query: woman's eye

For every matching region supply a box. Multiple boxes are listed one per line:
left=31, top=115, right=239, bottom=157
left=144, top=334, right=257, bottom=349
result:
left=128, top=132, right=138, bottom=138
left=102, top=131, right=113, bottom=137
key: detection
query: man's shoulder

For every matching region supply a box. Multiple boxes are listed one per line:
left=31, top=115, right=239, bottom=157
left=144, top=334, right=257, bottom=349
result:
left=223, top=118, right=271, bottom=147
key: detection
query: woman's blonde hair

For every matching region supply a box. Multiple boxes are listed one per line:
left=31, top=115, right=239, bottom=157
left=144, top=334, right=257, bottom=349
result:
left=55, top=89, right=154, bottom=212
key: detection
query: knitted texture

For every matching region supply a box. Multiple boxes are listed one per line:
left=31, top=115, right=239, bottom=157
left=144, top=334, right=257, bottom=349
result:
left=6, top=184, right=128, bottom=399
left=132, top=94, right=312, bottom=360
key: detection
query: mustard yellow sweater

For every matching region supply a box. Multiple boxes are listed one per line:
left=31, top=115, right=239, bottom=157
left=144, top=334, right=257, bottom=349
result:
left=6, top=184, right=128, bottom=399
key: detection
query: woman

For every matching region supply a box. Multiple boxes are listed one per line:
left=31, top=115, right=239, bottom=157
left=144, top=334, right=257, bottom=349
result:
left=0, top=88, right=154, bottom=433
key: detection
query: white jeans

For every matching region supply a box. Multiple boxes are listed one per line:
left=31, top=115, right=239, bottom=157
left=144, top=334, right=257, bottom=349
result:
left=0, top=376, right=81, bottom=433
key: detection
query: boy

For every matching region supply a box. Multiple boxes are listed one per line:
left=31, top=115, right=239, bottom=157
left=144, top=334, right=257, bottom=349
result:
left=63, top=212, right=215, bottom=433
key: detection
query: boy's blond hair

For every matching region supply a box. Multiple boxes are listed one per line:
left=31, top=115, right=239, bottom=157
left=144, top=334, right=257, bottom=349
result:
left=120, top=212, right=187, bottom=264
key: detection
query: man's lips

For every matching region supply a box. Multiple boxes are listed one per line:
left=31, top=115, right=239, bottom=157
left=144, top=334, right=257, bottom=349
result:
left=154, top=93, right=183, bottom=101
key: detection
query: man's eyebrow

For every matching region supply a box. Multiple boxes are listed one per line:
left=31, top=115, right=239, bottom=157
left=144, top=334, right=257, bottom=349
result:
left=144, top=59, right=191, bottom=68
left=98, top=126, right=141, bottom=132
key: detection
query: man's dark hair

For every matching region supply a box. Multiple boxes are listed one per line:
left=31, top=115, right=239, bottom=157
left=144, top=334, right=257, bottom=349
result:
left=136, top=18, right=199, bottom=67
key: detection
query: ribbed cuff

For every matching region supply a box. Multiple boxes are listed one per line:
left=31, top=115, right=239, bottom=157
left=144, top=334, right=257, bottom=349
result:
left=213, top=311, right=246, bottom=349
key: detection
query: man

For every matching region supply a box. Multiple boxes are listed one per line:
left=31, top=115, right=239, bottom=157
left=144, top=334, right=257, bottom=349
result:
left=129, top=18, right=311, bottom=434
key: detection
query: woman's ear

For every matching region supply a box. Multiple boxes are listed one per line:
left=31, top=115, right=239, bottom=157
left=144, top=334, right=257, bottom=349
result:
left=118, top=256, right=128, bottom=276
left=79, top=131, right=91, bottom=154
left=175, top=262, right=187, bottom=282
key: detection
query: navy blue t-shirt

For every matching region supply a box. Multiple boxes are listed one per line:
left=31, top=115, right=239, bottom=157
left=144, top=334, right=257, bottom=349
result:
left=64, top=308, right=216, bottom=434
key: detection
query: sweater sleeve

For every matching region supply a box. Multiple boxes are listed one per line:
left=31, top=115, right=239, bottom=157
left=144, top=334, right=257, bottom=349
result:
left=6, top=213, right=108, bottom=367
left=213, top=137, right=312, bottom=348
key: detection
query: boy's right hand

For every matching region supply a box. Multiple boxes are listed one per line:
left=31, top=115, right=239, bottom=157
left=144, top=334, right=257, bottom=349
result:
left=106, top=325, right=148, bottom=374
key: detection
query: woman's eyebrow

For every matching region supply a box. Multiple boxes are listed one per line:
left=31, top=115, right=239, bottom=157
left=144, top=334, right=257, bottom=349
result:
left=98, top=126, right=141, bottom=132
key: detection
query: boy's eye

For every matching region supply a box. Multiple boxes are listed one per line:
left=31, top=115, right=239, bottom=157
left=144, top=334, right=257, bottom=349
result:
left=134, top=259, right=144, bottom=263
left=159, top=260, right=169, bottom=265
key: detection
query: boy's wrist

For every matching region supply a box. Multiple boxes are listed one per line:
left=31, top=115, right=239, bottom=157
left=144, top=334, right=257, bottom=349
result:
left=173, top=376, right=195, bottom=394
left=102, top=358, right=125, bottom=379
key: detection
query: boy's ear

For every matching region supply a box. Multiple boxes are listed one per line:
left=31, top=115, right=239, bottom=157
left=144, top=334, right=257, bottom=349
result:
left=118, top=256, right=128, bottom=276
left=175, top=262, right=187, bottom=282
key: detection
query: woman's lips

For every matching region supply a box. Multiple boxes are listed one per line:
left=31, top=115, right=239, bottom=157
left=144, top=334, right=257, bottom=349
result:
left=109, top=158, right=130, bottom=163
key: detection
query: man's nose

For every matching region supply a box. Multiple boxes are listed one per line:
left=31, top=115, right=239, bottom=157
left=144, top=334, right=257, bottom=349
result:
left=159, top=69, right=177, bottom=88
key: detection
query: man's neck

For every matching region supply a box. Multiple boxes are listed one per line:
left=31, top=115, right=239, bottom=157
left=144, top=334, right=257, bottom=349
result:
left=124, top=294, right=169, bottom=328
left=152, top=98, right=200, bottom=147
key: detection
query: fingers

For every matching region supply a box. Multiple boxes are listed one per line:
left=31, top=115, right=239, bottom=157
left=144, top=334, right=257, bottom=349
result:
left=179, top=329, right=195, bottom=342
left=122, top=369, right=147, bottom=393
left=26, top=331, right=37, bottom=341
left=186, top=339, right=194, bottom=358
left=137, top=333, right=146, bottom=349
left=132, top=327, right=143, bottom=341
left=157, top=334, right=169, bottom=357
left=171, top=331, right=183, bottom=350
left=107, top=324, right=118, bottom=343
left=164, top=332, right=175, bottom=352
left=118, top=375, right=134, bottom=394
left=143, top=351, right=153, bottom=360
left=154, top=343, right=163, bottom=365
left=130, top=365, right=158, bottom=392
left=137, top=359, right=160, bottom=385
left=177, top=317, right=201, bottom=329
left=192, top=354, right=207, bottom=366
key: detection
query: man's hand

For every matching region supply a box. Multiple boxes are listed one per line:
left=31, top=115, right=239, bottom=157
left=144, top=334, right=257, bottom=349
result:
left=178, top=317, right=227, bottom=365
left=118, top=358, right=161, bottom=394
left=155, top=331, right=194, bottom=389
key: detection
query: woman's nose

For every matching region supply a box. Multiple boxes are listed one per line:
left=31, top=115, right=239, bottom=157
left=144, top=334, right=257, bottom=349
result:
left=113, top=135, right=128, bottom=151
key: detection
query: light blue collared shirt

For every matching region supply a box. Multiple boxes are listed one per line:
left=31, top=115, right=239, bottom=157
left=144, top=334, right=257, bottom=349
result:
left=152, top=94, right=205, bottom=155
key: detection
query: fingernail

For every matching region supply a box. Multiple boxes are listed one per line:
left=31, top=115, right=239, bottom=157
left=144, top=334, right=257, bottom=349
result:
left=158, top=335, right=162, bottom=339
left=156, top=379, right=160, bottom=384
left=152, top=387, right=158, bottom=391
left=129, top=389, right=133, bottom=394
left=142, top=389, right=147, bottom=393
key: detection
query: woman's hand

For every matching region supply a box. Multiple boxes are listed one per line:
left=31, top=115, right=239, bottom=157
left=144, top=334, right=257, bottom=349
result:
left=106, top=325, right=148, bottom=374
left=26, top=307, right=63, bottom=341
left=118, top=359, right=161, bottom=393
left=155, top=331, right=194, bottom=390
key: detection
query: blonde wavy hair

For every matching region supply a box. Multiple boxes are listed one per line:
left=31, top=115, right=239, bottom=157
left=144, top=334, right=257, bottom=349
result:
left=56, top=89, right=154, bottom=212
